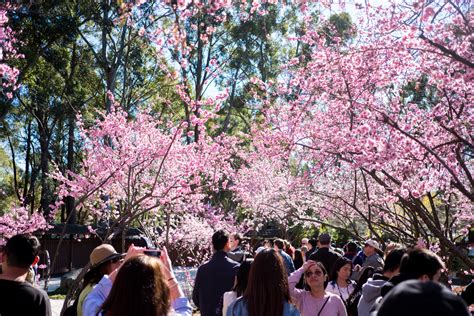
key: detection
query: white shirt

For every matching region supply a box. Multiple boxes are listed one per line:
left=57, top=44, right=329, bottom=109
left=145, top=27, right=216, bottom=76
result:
left=325, top=280, right=356, bottom=302
left=222, top=291, right=237, bottom=316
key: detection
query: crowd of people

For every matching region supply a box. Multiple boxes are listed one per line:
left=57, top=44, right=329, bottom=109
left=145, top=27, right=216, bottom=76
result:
left=193, top=231, right=472, bottom=316
left=0, top=232, right=472, bottom=316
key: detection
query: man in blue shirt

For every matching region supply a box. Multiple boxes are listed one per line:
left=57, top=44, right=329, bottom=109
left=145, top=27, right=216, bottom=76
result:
left=273, top=239, right=295, bottom=275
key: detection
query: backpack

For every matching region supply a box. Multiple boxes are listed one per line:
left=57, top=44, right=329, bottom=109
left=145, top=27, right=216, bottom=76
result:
left=346, top=289, right=362, bottom=316
left=63, top=298, right=79, bottom=316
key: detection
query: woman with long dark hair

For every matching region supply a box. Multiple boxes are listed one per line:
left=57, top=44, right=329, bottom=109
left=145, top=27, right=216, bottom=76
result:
left=226, top=249, right=300, bottom=316
left=288, top=260, right=347, bottom=316
left=293, top=249, right=305, bottom=270
left=83, top=246, right=191, bottom=316
left=326, top=257, right=356, bottom=304
left=222, top=259, right=253, bottom=315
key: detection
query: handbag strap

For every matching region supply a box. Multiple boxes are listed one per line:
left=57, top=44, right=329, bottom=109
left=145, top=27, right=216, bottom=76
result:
left=317, top=296, right=330, bottom=316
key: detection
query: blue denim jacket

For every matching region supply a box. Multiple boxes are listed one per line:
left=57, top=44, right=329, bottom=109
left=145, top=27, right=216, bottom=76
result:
left=226, top=297, right=300, bottom=316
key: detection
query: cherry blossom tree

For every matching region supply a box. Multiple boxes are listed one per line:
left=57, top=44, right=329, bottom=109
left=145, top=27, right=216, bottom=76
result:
left=51, top=99, right=238, bottom=239
left=52, top=95, right=240, bottom=312
left=247, top=0, right=473, bottom=268
left=0, top=206, right=49, bottom=244
left=0, top=4, right=21, bottom=100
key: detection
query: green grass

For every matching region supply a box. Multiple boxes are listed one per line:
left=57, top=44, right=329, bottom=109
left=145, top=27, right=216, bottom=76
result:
left=48, top=294, right=66, bottom=300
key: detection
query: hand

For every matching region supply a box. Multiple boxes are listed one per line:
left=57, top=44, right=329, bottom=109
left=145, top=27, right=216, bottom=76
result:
left=110, top=244, right=145, bottom=283
left=124, top=244, right=146, bottom=262
left=354, top=264, right=361, bottom=272
left=302, top=260, right=317, bottom=272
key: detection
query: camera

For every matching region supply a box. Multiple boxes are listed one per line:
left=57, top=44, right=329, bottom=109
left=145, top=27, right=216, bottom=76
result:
left=144, top=249, right=161, bottom=257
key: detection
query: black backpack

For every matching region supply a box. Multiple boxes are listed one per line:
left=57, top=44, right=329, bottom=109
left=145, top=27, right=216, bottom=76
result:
left=63, top=298, right=79, bottom=316
left=346, top=289, right=362, bottom=316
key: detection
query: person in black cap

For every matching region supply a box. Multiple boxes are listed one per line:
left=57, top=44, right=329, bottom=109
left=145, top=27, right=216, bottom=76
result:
left=373, top=280, right=469, bottom=316
left=308, top=233, right=341, bottom=276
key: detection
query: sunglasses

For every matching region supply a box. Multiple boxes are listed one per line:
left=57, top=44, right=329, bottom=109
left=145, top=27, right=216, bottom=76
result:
left=305, top=270, right=323, bottom=277
left=110, top=257, right=123, bottom=264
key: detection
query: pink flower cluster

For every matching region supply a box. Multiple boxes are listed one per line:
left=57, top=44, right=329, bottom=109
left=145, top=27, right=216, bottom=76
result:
left=0, top=6, right=21, bottom=99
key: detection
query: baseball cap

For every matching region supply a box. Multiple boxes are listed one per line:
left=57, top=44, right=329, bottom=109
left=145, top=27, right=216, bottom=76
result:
left=365, top=239, right=381, bottom=251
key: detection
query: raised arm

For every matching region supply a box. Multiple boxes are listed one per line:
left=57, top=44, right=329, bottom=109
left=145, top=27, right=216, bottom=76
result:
left=160, top=246, right=192, bottom=315
left=82, top=275, right=112, bottom=316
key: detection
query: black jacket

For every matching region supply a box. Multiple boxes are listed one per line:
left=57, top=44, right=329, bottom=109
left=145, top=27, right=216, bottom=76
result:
left=308, top=247, right=341, bottom=276
left=192, top=251, right=239, bottom=316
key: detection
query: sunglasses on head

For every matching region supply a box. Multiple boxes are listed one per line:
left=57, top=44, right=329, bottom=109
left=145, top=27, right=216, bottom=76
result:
left=305, top=270, right=323, bottom=277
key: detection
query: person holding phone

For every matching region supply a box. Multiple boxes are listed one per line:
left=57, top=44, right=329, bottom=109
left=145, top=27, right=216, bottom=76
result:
left=82, top=245, right=191, bottom=316
left=76, top=244, right=124, bottom=316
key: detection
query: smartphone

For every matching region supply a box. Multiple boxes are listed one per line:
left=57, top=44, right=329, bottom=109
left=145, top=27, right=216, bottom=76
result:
left=144, top=249, right=161, bottom=257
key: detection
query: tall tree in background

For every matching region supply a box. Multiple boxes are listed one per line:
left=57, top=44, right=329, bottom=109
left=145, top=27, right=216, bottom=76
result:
left=248, top=1, right=473, bottom=267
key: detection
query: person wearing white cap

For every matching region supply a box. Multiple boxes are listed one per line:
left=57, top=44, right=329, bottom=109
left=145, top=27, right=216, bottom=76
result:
left=76, top=244, right=124, bottom=316
left=362, top=240, right=384, bottom=271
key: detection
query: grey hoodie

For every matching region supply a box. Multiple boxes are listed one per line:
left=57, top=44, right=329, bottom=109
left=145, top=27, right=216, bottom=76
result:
left=357, top=278, right=386, bottom=316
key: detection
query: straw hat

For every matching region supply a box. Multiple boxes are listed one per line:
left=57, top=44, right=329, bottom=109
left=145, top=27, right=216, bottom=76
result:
left=90, top=244, right=123, bottom=268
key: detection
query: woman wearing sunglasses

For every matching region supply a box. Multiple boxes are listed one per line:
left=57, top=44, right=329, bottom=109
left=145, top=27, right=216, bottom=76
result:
left=76, top=244, right=124, bottom=316
left=289, top=260, right=347, bottom=316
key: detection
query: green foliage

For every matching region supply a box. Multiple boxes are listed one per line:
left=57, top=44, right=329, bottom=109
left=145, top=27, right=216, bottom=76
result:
left=0, top=147, right=17, bottom=215
left=400, top=75, right=439, bottom=110
left=321, top=12, right=357, bottom=45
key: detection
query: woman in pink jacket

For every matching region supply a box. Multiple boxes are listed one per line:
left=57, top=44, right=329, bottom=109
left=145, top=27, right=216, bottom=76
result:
left=288, top=260, right=347, bottom=316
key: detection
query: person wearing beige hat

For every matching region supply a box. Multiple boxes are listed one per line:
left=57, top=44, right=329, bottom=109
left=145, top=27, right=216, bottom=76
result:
left=83, top=245, right=192, bottom=316
left=76, top=244, right=124, bottom=316
left=362, top=239, right=384, bottom=271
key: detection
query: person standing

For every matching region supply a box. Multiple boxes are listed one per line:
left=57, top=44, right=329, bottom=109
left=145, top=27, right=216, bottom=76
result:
left=226, top=249, right=300, bottom=316
left=83, top=246, right=191, bottom=316
left=362, top=240, right=384, bottom=271
left=274, top=239, right=295, bottom=275
left=358, top=248, right=406, bottom=316
left=77, top=244, right=124, bottom=315
left=193, top=230, right=239, bottom=316
left=228, top=233, right=245, bottom=263
left=0, top=234, right=51, bottom=316
left=305, top=239, right=317, bottom=258
left=293, top=249, right=305, bottom=270
left=288, top=260, right=347, bottom=316
left=308, top=233, right=341, bottom=276
left=326, top=257, right=356, bottom=305
left=222, top=259, right=253, bottom=316
left=301, top=238, right=309, bottom=249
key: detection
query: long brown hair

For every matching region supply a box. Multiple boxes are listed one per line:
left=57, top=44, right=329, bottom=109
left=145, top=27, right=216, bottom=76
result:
left=100, top=255, right=170, bottom=316
left=244, top=249, right=291, bottom=316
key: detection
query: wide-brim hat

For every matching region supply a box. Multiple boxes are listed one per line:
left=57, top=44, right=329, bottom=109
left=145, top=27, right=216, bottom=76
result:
left=90, top=244, right=124, bottom=268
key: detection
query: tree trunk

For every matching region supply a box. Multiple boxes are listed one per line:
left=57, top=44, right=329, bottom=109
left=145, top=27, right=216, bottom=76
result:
left=65, top=114, right=76, bottom=224
left=22, top=122, right=31, bottom=206
left=38, top=122, right=51, bottom=216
